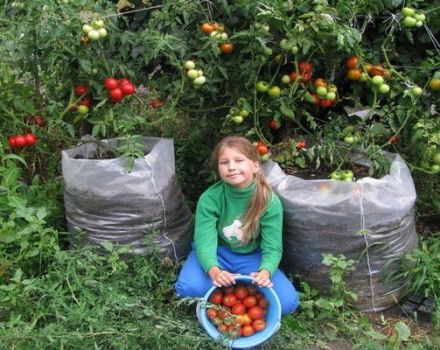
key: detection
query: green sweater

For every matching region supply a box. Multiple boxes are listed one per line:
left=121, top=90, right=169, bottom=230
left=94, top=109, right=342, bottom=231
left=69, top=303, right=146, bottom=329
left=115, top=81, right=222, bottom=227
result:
left=194, top=180, right=283, bottom=276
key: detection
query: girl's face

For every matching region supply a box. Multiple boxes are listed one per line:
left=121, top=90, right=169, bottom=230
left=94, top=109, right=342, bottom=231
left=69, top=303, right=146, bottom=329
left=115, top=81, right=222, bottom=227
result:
left=217, top=146, right=259, bottom=188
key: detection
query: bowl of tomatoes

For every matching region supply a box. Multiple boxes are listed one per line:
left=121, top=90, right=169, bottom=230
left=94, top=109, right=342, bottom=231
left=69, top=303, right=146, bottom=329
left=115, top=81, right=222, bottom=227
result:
left=197, top=275, right=282, bottom=348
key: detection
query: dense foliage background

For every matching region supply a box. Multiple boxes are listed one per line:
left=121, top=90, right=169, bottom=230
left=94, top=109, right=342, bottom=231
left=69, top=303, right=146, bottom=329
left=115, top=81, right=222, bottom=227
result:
left=1, top=0, right=439, bottom=348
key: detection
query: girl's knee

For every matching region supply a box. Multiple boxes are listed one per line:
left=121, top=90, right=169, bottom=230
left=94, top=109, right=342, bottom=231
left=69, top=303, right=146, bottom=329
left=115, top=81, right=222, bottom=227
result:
left=281, top=292, right=300, bottom=315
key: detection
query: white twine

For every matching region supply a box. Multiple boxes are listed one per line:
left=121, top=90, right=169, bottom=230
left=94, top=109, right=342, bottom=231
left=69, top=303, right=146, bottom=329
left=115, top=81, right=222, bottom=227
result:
left=424, top=24, right=440, bottom=56
left=358, top=182, right=377, bottom=312
left=143, top=156, right=178, bottom=261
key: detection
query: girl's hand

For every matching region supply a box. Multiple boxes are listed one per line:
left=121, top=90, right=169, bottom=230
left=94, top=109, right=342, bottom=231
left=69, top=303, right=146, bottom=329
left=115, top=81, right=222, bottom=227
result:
left=250, top=269, right=273, bottom=288
left=208, top=266, right=237, bottom=287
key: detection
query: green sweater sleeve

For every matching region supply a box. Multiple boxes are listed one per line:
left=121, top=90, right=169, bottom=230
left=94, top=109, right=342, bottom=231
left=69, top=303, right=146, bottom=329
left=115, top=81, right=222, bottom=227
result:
left=194, top=191, right=220, bottom=273
left=258, top=193, right=283, bottom=276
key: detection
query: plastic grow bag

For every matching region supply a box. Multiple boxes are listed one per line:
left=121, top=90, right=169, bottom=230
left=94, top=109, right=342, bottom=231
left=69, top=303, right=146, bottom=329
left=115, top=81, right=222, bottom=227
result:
left=62, top=137, right=192, bottom=260
left=262, top=153, right=418, bottom=312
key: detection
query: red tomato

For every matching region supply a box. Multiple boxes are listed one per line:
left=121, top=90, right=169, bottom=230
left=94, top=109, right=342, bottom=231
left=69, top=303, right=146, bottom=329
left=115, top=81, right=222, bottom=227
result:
left=256, top=144, right=269, bottom=156
left=201, top=22, right=215, bottom=34
left=319, top=99, right=333, bottom=108
left=217, top=307, right=231, bottom=319
left=217, top=324, right=228, bottom=334
left=220, top=43, right=234, bottom=54
left=241, top=325, right=255, bottom=337
left=248, top=306, right=265, bottom=320
left=300, top=72, right=312, bottom=83
left=222, top=286, right=234, bottom=294
left=118, top=78, right=131, bottom=85
left=298, top=61, right=312, bottom=74
left=223, top=293, right=238, bottom=307
left=231, top=303, right=246, bottom=315
left=24, top=133, right=37, bottom=146
left=80, top=97, right=92, bottom=107
left=7, top=135, right=18, bottom=148
left=206, top=308, right=218, bottom=319
left=246, top=285, right=257, bottom=296
left=390, top=135, right=399, bottom=144
left=121, top=82, right=136, bottom=95
left=296, top=140, right=307, bottom=150
left=243, top=296, right=257, bottom=308
left=255, top=291, right=265, bottom=300
left=74, top=84, right=88, bottom=96
left=109, top=88, right=124, bottom=102
left=150, top=99, right=166, bottom=108
left=268, top=119, right=280, bottom=130
left=345, top=56, right=359, bottom=69
left=289, top=71, right=298, bottom=82
left=104, top=77, right=119, bottom=91
left=258, top=297, right=269, bottom=309
left=209, top=290, right=223, bottom=305
left=234, top=286, right=248, bottom=300
left=14, top=135, right=27, bottom=148
left=34, top=115, right=46, bottom=127
left=252, top=319, right=266, bottom=332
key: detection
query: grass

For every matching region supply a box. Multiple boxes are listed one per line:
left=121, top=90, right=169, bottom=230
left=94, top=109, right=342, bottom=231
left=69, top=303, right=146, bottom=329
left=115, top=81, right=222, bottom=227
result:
left=0, top=243, right=439, bottom=350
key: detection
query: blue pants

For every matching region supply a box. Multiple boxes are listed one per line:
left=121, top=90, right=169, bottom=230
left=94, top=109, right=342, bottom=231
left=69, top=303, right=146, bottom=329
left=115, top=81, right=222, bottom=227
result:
left=175, top=244, right=299, bottom=315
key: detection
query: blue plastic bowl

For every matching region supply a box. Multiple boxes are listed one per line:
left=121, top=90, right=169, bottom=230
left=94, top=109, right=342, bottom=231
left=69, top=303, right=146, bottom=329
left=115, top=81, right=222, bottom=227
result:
left=197, top=275, right=282, bottom=349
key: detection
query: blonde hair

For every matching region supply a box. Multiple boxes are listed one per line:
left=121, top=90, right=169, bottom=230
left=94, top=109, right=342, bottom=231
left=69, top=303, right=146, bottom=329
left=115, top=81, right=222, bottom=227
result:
left=211, top=136, right=272, bottom=243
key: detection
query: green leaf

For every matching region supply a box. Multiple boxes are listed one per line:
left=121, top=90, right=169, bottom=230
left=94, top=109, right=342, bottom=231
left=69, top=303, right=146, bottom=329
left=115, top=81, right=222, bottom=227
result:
left=365, top=330, right=388, bottom=340
left=100, top=241, right=114, bottom=252
left=395, top=321, right=411, bottom=342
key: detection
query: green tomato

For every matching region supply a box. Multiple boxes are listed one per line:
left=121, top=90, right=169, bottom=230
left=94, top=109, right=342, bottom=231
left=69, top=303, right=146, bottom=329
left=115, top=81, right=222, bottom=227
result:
left=267, top=86, right=281, bottom=97
left=82, top=24, right=93, bottom=34
left=342, top=170, right=354, bottom=181
left=279, top=39, right=292, bottom=51
left=98, top=28, right=107, bottom=38
left=93, top=19, right=105, bottom=29
left=77, top=105, right=89, bottom=115
left=414, top=13, right=426, bottom=22
left=193, top=76, right=206, bottom=85
left=359, top=73, right=369, bottom=82
left=256, top=81, right=269, bottom=93
left=330, top=170, right=342, bottom=180
left=410, top=86, right=423, bottom=97
left=379, top=83, right=390, bottom=93
left=239, top=109, right=249, bottom=117
left=403, top=16, right=417, bottom=28
left=344, top=135, right=356, bottom=144
left=316, top=86, right=328, bottom=97
left=281, top=75, right=290, bottom=84
left=184, top=60, right=196, bottom=70
left=402, top=7, right=416, bottom=17
left=260, top=153, right=270, bottom=162
left=291, top=46, right=299, bottom=54
left=325, top=92, right=336, bottom=100
left=232, top=115, right=243, bottom=124
left=431, top=164, right=440, bottom=172
left=187, top=69, right=198, bottom=79
left=433, top=152, right=440, bottom=166
left=87, top=30, right=100, bottom=41
left=415, top=21, right=424, bottom=28
left=263, top=47, right=273, bottom=56
left=371, top=75, right=384, bottom=86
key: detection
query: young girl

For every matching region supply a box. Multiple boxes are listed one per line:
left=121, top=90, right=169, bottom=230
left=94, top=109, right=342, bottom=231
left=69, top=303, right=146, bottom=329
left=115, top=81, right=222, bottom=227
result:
left=175, top=136, right=299, bottom=315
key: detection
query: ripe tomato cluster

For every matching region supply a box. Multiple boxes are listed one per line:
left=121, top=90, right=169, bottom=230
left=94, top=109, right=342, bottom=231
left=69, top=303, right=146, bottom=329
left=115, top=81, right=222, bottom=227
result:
left=104, top=77, right=136, bottom=103
left=70, top=84, right=92, bottom=114
left=287, top=60, right=313, bottom=84
left=7, top=133, right=37, bottom=148
left=345, top=56, right=392, bottom=94
left=304, top=78, right=339, bottom=108
left=24, top=115, right=46, bottom=128
left=206, top=282, right=269, bottom=339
